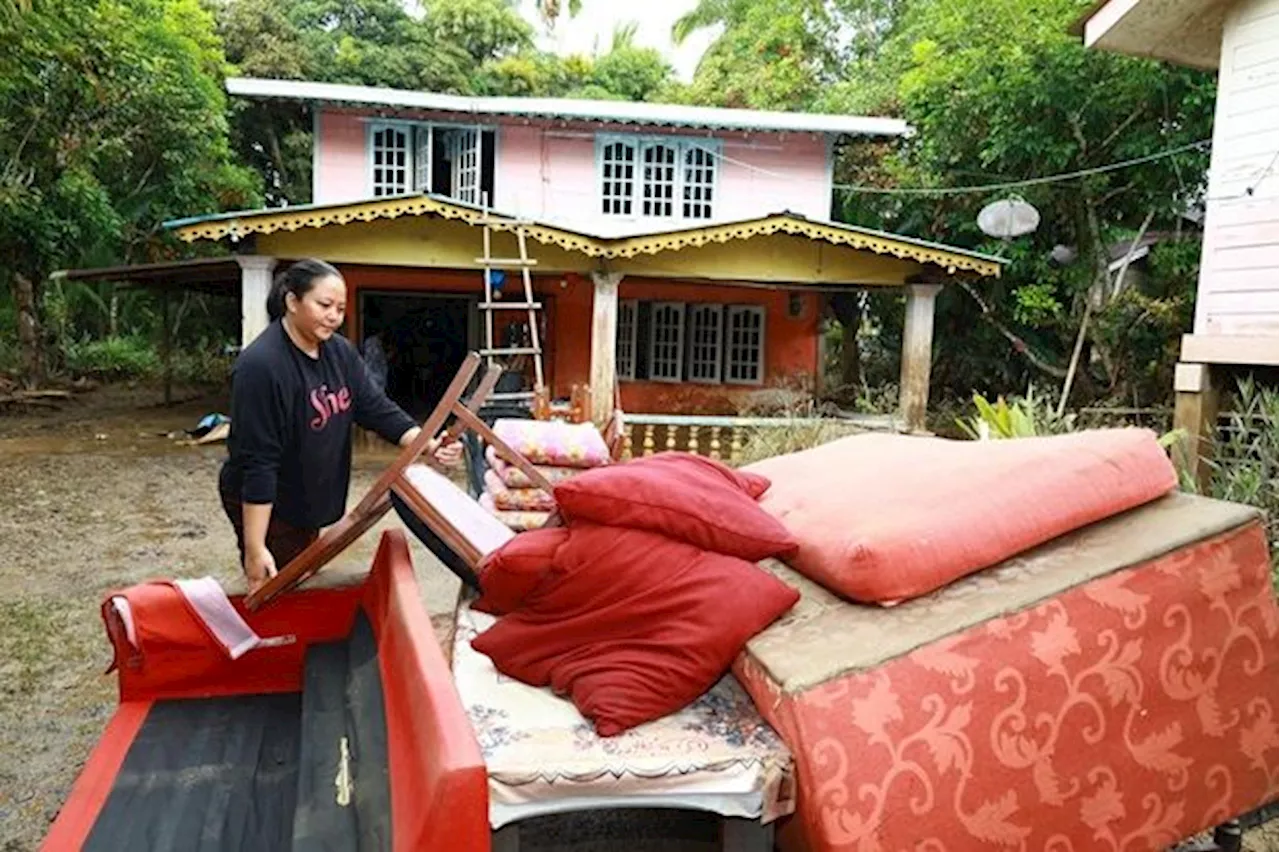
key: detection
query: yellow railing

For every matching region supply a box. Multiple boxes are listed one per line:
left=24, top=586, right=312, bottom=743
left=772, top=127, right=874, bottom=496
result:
left=620, top=413, right=898, bottom=464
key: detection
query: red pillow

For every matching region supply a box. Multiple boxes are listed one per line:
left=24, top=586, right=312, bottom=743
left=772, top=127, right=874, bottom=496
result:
left=552, top=452, right=796, bottom=561
left=474, top=527, right=569, bottom=615
left=471, top=523, right=799, bottom=736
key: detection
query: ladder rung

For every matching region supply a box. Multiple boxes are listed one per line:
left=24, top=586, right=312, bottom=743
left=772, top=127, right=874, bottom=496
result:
left=477, top=217, right=533, bottom=227
left=477, top=257, right=538, bottom=267
left=487, top=391, right=537, bottom=401
left=481, top=347, right=542, bottom=356
left=480, top=302, right=542, bottom=310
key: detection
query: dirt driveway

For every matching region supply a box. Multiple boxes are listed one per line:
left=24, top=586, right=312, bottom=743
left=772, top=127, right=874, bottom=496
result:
left=0, top=384, right=461, bottom=850
left=0, top=383, right=1274, bottom=851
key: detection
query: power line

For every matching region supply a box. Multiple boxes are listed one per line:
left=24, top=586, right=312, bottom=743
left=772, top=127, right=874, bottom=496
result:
left=689, top=138, right=1214, bottom=196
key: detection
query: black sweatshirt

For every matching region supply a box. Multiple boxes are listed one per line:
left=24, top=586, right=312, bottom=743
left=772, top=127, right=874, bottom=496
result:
left=218, top=321, right=417, bottom=530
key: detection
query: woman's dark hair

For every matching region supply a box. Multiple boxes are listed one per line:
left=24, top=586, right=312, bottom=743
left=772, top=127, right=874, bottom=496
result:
left=266, top=258, right=342, bottom=322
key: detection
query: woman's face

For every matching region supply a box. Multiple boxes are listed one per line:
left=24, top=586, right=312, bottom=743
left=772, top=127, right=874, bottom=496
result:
left=287, top=275, right=346, bottom=343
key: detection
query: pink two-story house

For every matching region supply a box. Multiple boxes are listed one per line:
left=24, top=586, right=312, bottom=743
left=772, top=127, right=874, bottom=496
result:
left=158, top=78, right=1003, bottom=428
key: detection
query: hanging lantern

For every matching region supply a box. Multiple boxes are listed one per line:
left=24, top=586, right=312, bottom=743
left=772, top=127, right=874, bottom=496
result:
left=977, top=196, right=1041, bottom=239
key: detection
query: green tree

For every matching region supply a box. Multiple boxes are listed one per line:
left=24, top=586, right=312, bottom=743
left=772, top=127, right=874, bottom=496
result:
left=215, top=0, right=532, bottom=204
left=0, top=0, right=258, bottom=385
left=672, top=0, right=841, bottom=109
left=476, top=23, right=673, bottom=102
left=829, top=0, right=1215, bottom=407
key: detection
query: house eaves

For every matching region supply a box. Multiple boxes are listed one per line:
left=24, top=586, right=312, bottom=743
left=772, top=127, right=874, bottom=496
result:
left=226, top=77, right=912, bottom=139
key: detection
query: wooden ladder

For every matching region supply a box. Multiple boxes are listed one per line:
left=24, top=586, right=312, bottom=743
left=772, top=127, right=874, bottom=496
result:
left=476, top=193, right=545, bottom=404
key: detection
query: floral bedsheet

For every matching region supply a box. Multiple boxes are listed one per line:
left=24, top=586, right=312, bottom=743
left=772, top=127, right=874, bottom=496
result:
left=453, top=601, right=796, bottom=828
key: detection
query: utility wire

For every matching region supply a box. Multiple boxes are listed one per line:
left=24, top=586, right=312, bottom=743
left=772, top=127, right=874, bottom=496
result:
left=688, top=138, right=1214, bottom=196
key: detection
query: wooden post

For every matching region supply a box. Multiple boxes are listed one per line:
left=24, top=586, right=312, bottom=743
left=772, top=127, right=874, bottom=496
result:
left=235, top=255, right=277, bottom=348
left=897, top=283, right=943, bottom=434
left=1173, top=362, right=1221, bottom=490
left=589, top=270, right=623, bottom=426
left=161, top=287, right=173, bottom=406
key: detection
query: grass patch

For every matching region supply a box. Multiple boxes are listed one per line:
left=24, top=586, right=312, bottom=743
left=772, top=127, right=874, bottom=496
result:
left=0, top=600, right=64, bottom=700
left=734, top=419, right=863, bottom=467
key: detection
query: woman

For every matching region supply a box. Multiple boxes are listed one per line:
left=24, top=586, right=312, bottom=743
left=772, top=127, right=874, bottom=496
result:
left=219, top=259, right=461, bottom=593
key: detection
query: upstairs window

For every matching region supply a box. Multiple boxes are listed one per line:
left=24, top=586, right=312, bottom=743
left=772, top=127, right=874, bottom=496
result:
left=371, top=125, right=410, bottom=196
left=597, top=135, right=719, bottom=222
left=368, top=121, right=495, bottom=205
left=641, top=143, right=677, bottom=218
left=601, top=142, right=635, bottom=216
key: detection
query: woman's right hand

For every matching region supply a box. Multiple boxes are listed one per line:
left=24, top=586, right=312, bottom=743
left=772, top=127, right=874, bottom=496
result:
left=244, top=545, right=278, bottom=595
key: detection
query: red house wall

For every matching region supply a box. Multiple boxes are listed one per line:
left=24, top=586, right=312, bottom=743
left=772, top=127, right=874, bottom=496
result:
left=337, top=265, right=821, bottom=416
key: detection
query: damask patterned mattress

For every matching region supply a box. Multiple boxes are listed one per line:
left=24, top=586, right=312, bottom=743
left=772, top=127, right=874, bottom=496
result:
left=733, top=492, right=1280, bottom=851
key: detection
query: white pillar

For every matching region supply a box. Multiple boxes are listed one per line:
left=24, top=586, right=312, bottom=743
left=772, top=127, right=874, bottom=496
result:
left=589, top=270, right=624, bottom=425
left=236, top=256, right=277, bottom=349
left=898, top=283, right=943, bottom=434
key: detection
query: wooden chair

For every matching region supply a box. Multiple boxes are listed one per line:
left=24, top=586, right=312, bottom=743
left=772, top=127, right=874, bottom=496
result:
left=246, top=353, right=555, bottom=611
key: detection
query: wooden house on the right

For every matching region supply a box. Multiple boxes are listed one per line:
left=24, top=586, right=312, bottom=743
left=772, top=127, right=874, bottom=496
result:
left=1079, top=0, right=1278, bottom=478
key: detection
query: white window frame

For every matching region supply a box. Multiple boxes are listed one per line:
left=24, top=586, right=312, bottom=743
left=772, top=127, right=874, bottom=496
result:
left=596, top=134, right=721, bottom=222
left=413, top=125, right=433, bottom=192
left=724, top=305, right=766, bottom=386
left=686, top=303, right=723, bottom=383
left=600, top=140, right=636, bottom=216
left=445, top=127, right=482, bottom=205
left=681, top=144, right=717, bottom=221
left=366, top=120, right=493, bottom=203
left=368, top=122, right=411, bottom=197
left=616, top=299, right=639, bottom=381
left=647, top=301, right=686, bottom=383
left=640, top=140, right=678, bottom=218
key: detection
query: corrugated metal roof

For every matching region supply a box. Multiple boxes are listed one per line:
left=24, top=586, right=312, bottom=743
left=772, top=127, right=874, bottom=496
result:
left=226, top=77, right=911, bottom=137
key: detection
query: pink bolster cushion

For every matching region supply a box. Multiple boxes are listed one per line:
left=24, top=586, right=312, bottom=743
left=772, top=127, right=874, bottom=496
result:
left=742, top=429, right=1177, bottom=604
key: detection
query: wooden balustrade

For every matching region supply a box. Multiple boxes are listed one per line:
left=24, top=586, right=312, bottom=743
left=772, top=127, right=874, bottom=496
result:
left=618, top=413, right=892, bottom=465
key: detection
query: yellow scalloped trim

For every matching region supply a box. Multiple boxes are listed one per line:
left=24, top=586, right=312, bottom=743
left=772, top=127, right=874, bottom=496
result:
left=174, top=197, right=1000, bottom=277
left=606, top=218, right=1001, bottom=276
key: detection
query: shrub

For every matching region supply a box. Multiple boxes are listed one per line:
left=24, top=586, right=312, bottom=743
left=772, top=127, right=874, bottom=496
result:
left=64, top=336, right=160, bottom=379
left=1197, top=377, right=1278, bottom=577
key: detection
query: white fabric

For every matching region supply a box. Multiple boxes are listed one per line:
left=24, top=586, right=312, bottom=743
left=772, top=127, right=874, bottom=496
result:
left=174, top=577, right=292, bottom=660
left=453, top=602, right=796, bottom=830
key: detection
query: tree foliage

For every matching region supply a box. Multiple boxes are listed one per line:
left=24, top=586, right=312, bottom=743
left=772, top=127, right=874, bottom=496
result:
left=825, top=0, right=1216, bottom=408
left=0, top=0, right=258, bottom=383
left=217, top=0, right=672, bottom=204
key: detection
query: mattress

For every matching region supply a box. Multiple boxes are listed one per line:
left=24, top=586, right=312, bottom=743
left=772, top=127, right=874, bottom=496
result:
left=733, top=493, right=1280, bottom=850
left=453, top=600, right=796, bottom=830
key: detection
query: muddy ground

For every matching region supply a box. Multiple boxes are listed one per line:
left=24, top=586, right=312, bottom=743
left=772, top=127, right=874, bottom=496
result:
left=0, top=382, right=462, bottom=850
left=0, top=381, right=1274, bottom=851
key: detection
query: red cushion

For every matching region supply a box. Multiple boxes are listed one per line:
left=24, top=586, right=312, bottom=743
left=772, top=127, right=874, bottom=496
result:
left=552, top=452, right=796, bottom=561
left=471, top=523, right=799, bottom=736
left=474, top=527, right=569, bottom=615
left=743, top=429, right=1178, bottom=603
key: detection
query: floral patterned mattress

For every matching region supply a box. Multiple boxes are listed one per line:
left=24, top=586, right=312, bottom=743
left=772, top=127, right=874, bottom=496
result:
left=732, top=492, right=1280, bottom=851
left=452, top=602, right=796, bottom=830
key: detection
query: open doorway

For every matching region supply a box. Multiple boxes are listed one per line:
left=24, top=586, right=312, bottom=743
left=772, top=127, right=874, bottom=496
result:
left=358, top=290, right=478, bottom=421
